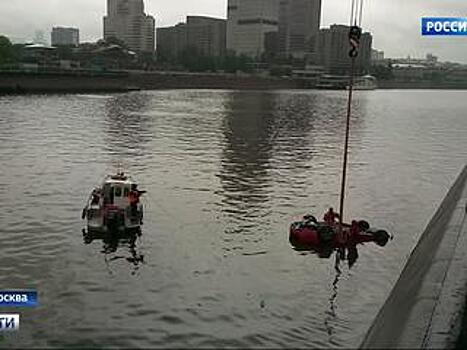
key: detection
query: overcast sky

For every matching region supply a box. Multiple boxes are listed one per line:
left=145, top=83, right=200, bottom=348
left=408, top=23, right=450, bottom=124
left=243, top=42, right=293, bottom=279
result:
left=1, top=0, right=467, bottom=63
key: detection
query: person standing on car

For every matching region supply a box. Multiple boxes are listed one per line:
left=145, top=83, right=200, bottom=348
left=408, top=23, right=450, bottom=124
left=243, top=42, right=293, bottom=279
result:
left=129, top=184, right=140, bottom=217
left=349, top=220, right=360, bottom=240
left=324, top=207, right=339, bottom=226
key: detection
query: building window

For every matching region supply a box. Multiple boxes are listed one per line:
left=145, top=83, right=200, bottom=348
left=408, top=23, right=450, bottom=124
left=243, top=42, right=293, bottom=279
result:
left=238, top=18, right=278, bottom=26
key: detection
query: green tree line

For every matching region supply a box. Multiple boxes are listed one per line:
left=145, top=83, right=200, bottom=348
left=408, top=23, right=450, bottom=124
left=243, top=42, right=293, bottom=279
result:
left=0, top=35, right=21, bottom=65
left=158, top=45, right=254, bottom=73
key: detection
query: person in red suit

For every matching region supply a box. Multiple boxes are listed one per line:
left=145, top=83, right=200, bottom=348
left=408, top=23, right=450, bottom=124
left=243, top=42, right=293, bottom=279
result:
left=323, top=207, right=340, bottom=226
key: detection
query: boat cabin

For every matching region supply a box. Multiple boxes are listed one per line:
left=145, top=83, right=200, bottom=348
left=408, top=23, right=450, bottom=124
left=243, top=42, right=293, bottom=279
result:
left=102, top=173, right=136, bottom=209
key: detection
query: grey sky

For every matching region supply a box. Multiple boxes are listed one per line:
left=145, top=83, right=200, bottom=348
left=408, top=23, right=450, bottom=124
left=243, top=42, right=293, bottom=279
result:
left=1, top=0, right=467, bottom=63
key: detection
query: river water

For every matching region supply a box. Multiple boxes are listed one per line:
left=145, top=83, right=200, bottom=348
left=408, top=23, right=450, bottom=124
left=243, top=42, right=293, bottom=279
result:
left=0, top=89, right=466, bottom=348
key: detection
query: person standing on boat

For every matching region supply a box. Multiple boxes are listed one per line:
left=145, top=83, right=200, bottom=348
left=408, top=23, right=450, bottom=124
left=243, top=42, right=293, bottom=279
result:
left=91, top=188, right=101, bottom=206
left=324, top=207, right=339, bottom=226
left=129, top=184, right=140, bottom=217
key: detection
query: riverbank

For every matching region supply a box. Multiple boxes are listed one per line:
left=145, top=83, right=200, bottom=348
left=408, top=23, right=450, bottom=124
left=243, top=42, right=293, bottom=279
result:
left=0, top=70, right=132, bottom=93
left=2, top=70, right=467, bottom=94
left=378, top=79, right=467, bottom=89
left=0, top=71, right=300, bottom=93
left=361, top=165, right=467, bottom=349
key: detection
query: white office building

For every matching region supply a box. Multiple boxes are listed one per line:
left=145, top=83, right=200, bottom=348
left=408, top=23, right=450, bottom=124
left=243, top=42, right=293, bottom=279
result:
left=51, top=27, right=79, bottom=46
left=278, top=0, right=321, bottom=59
left=227, top=0, right=279, bottom=58
left=103, top=0, right=155, bottom=53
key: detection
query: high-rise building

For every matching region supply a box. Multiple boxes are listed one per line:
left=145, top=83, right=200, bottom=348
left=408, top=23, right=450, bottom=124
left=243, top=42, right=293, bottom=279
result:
left=156, top=23, right=187, bottom=60
left=33, top=30, right=47, bottom=45
left=371, top=49, right=387, bottom=66
left=264, top=31, right=279, bottom=60
left=371, top=49, right=384, bottom=62
left=227, top=0, right=279, bottom=58
left=103, top=0, right=155, bottom=53
left=186, top=16, right=226, bottom=57
left=278, top=0, right=321, bottom=60
left=51, top=27, right=80, bottom=46
left=316, top=25, right=372, bottom=75
left=156, top=16, right=226, bottom=60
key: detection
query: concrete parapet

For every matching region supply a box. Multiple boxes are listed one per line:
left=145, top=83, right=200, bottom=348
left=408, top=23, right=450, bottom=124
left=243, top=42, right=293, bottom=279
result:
left=0, top=71, right=132, bottom=93
left=361, top=165, right=467, bottom=349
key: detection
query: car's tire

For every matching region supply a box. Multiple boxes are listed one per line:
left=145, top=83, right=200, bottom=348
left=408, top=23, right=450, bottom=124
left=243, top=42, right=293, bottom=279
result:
left=374, top=230, right=390, bottom=246
left=303, top=214, right=317, bottom=223
left=358, top=220, right=370, bottom=231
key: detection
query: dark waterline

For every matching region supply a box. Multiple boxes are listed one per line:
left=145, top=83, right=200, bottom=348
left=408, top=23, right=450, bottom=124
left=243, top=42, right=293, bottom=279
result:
left=0, top=90, right=466, bottom=348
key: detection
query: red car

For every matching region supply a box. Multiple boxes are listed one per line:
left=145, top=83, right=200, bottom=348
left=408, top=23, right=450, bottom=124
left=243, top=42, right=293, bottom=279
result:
left=289, top=215, right=391, bottom=250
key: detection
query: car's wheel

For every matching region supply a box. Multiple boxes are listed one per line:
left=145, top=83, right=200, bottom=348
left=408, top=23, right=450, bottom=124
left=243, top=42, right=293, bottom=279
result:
left=303, top=214, right=317, bottom=223
left=374, top=230, right=390, bottom=246
left=358, top=220, right=370, bottom=231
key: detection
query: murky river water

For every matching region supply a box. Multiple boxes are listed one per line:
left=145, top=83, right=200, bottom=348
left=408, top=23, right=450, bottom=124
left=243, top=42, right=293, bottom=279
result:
left=0, top=89, right=466, bottom=348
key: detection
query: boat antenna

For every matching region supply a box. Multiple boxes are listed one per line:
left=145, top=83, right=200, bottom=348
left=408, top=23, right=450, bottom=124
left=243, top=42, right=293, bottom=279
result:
left=338, top=0, right=364, bottom=231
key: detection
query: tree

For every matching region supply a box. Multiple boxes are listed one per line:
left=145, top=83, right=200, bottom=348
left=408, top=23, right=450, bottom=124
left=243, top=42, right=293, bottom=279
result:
left=102, top=36, right=128, bottom=50
left=221, top=52, right=253, bottom=73
left=56, top=45, right=74, bottom=60
left=0, top=35, right=14, bottom=64
left=139, top=51, right=156, bottom=70
left=179, top=46, right=218, bottom=72
left=370, top=63, right=394, bottom=80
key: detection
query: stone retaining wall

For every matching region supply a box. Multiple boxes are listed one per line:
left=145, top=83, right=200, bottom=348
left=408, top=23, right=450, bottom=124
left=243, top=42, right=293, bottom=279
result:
left=361, top=165, right=467, bottom=349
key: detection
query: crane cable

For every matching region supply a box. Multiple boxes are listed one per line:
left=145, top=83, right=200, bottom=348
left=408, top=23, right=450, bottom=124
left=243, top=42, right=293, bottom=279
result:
left=338, top=0, right=365, bottom=236
left=350, top=0, right=364, bottom=27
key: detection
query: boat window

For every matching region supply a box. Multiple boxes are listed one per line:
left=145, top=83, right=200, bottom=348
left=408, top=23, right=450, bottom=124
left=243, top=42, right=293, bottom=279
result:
left=123, top=187, right=129, bottom=197
left=114, top=186, right=122, bottom=197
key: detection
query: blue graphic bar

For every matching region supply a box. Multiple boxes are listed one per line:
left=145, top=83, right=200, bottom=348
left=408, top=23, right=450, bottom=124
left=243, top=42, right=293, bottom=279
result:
left=422, top=17, right=467, bottom=36
left=0, top=291, right=38, bottom=307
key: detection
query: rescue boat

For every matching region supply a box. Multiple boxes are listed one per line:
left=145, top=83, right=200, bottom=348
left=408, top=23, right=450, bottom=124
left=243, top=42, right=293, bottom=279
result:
left=289, top=215, right=390, bottom=250
left=82, top=172, right=145, bottom=233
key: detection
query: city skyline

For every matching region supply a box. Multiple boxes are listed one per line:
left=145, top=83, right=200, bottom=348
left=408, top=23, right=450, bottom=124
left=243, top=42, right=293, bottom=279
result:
left=1, top=0, right=467, bottom=63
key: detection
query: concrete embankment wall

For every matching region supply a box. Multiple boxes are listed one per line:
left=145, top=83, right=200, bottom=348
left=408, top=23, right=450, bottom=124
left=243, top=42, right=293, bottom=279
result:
left=361, top=165, right=467, bottom=349
left=2, top=71, right=467, bottom=93
left=378, top=80, right=467, bottom=89
left=0, top=72, right=132, bottom=93
left=126, top=71, right=300, bottom=90
left=0, top=71, right=300, bottom=93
